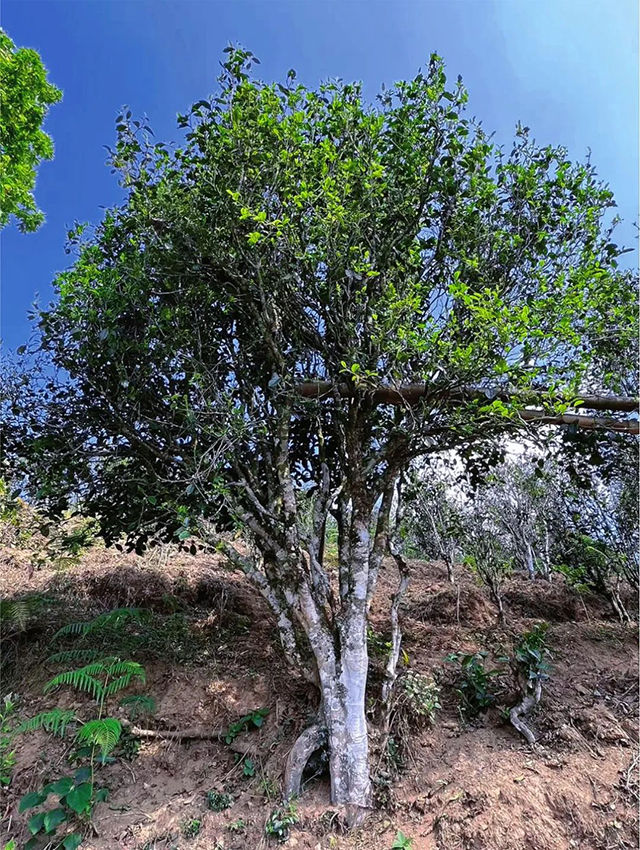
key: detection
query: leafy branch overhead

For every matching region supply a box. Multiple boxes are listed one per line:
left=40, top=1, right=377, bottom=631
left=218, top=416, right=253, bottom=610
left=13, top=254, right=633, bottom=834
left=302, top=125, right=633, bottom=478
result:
left=0, top=30, right=62, bottom=232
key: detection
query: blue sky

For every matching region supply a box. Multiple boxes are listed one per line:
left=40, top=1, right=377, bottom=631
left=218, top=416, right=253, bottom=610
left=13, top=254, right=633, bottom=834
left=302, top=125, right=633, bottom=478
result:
left=2, top=0, right=638, bottom=352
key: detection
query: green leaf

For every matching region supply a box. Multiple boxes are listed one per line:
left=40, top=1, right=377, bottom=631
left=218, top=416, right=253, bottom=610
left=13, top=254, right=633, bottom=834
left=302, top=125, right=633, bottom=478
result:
left=62, top=834, right=84, bottom=850
left=44, top=807, right=67, bottom=833
left=45, top=776, right=74, bottom=796
left=66, top=782, right=92, bottom=814
left=74, top=766, right=91, bottom=783
left=28, top=811, right=45, bottom=835
left=19, top=790, right=46, bottom=812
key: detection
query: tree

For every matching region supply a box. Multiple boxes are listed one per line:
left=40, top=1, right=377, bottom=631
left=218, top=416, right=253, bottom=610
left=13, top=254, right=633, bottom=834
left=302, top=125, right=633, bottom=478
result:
left=404, top=464, right=464, bottom=582
left=0, top=29, right=62, bottom=232
left=5, top=48, right=638, bottom=823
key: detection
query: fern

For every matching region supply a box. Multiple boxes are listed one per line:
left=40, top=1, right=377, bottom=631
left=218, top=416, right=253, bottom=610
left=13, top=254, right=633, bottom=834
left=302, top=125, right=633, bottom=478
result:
left=45, top=665, right=107, bottom=700
left=47, top=648, right=103, bottom=664
left=76, top=718, right=122, bottom=755
left=0, top=598, right=37, bottom=631
left=119, top=695, right=156, bottom=719
left=105, top=660, right=145, bottom=683
left=18, top=709, right=76, bottom=738
left=53, top=608, right=143, bottom=640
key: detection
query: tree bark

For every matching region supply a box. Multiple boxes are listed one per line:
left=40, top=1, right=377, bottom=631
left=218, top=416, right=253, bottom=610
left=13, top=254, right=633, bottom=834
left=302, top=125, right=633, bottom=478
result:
left=284, top=723, right=326, bottom=798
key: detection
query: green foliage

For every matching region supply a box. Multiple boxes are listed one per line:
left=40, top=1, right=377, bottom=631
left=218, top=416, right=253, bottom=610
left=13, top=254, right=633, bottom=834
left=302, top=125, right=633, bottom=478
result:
left=398, top=672, right=441, bottom=724
left=367, top=626, right=392, bottom=658
left=206, top=789, right=233, bottom=811
left=265, top=800, right=299, bottom=842
left=514, top=623, right=551, bottom=684
left=448, top=651, right=500, bottom=716
left=224, top=707, right=269, bottom=744
left=75, top=718, right=122, bottom=756
left=44, top=657, right=145, bottom=702
left=119, top=694, right=156, bottom=720
left=18, top=708, right=76, bottom=738
left=19, top=767, right=90, bottom=848
left=228, top=817, right=246, bottom=833
left=180, top=818, right=202, bottom=839
left=53, top=608, right=144, bottom=640
left=0, top=30, right=62, bottom=232
left=0, top=694, right=18, bottom=786
left=392, top=831, right=414, bottom=849
left=0, top=597, right=35, bottom=632
left=18, top=613, right=150, bottom=846
left=10, top=46, right=636, bottom=559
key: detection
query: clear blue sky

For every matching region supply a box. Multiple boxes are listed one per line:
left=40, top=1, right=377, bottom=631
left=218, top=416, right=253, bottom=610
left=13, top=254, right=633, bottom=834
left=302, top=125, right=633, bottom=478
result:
left=2, top=0, right=638, bottom=352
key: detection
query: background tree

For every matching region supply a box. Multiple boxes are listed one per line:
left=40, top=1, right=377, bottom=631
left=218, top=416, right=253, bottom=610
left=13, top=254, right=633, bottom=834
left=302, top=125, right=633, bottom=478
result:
left=0, top=29, right=62, bottom=232
left=404, top=464, right=464, bottom=582
left=4, top=48, right=637, bottom=823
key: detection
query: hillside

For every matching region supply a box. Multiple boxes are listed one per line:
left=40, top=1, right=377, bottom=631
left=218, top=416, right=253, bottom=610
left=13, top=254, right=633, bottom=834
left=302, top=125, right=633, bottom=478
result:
left=1, top=548, right=637, bottom=850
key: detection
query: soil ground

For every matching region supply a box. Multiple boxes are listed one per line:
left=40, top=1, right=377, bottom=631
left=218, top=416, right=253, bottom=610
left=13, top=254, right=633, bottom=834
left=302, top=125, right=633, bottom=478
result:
left=1, top=544, right=638, bottom=850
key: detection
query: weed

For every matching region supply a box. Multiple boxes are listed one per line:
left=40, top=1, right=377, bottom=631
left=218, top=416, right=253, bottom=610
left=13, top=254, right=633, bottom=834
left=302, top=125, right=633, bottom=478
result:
left=242, top=758, right=256, bottom=779
left=0, top=694, right=18, bottom=787
left=392, top=831, right=414, bottom=849
left=398, top=672, right=441, bottom=724
left=367, top=626, right=392, bottom=658
left=228, top=817, right=246, bottom=833
left=224, top=707, right=269, bottom=744
left=258, top=775, right=279, bottom=801
left=206, top=789, right=233, bottom=811
left=119, top=694, right=156, bottom=721
left=117, top=728, right=141, bottom=761
left=448, top=651, right=500, bottom=716
left=265, top=800, right=299, bottom=842
left=181, top=818, right=202, bottom=839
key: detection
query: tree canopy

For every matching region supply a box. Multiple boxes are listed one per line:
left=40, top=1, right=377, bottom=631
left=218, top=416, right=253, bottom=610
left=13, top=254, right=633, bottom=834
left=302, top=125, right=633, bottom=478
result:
left=0, top=29, right=62, bottom=232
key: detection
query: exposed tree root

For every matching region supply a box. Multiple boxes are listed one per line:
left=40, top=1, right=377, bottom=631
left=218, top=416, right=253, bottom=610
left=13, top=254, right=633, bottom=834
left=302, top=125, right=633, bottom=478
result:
left=509, top=679, right=542, bottom=744
left=121, top=719, right=268, bottom=756
left=283, top=722, right=326, bottom=798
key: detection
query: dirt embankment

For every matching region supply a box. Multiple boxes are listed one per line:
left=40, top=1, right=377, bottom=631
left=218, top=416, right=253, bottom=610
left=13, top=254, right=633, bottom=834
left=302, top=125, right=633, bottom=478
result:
left=1, top=548, right=637, bottom=850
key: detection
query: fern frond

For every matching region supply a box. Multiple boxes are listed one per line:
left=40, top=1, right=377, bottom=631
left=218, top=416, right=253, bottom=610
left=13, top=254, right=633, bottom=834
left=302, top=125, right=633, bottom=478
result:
left=75, top=718, right=121, bottom=755
left=53, top=608, right=143, bottom=640
left=47, top=648, right=103, bottom=664
left=103, top=674, right=134, bottom=698
left=44, top=668, right=105, bottom=701
left=119, top=695, right=156, bottom=719
left=18, top=709, right=76, bottom=737
left=105, top=660, right=146, bottom=684
left=0, top=598, right=36, bottom=631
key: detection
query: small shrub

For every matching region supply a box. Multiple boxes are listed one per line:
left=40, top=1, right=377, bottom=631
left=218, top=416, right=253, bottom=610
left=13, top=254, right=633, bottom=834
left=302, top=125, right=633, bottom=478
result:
left=206, top=789, right=233, bottom=811
left=228, top=818, right=246, bottom=833
left=514, top=622, right=551, bottom=684
left=398, top=672, right=441, bottom=724
left=265, top=800, right=299, bottom=842
left=448, top=651, right=500, bottom=716
left=181, top=818, right=202, bottom=839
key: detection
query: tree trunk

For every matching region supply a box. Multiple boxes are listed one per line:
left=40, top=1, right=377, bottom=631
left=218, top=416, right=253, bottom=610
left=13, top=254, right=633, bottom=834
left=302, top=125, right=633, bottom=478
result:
left=524, top=540, right=535, bottom=580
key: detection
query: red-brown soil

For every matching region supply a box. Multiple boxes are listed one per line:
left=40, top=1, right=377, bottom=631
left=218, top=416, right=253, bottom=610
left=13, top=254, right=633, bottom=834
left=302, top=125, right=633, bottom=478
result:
left=1, top=546, right=637, bottom=850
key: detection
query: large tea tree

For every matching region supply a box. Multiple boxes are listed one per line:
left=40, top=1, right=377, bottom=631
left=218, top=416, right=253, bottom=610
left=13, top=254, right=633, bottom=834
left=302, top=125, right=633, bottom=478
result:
left=0, top=29, right=62, bottom=232
left=15, top=50, right=637, bottom=822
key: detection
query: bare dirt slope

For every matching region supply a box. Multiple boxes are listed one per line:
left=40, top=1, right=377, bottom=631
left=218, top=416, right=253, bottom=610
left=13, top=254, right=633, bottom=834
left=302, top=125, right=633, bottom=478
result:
left=1, top=546, right=638, bottom=850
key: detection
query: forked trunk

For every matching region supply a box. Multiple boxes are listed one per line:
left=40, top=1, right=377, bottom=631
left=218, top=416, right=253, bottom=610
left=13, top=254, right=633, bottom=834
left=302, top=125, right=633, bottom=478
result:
left=286, top=519, right=373, bottom=826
